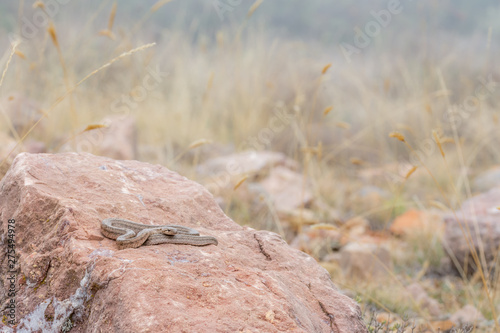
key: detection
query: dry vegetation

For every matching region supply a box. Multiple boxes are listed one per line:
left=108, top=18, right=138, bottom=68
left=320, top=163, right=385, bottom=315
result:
left=1, top=1, right=499, bottom=332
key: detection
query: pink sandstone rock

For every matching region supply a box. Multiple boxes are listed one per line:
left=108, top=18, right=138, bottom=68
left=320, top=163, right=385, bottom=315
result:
left=0, top=153, right=367, bottom=333
left=443, top=187, right=500, bottom=275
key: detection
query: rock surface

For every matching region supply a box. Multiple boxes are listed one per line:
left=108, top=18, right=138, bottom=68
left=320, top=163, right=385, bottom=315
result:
left=0, top=153, right=367, bottom=333
left=443, top=187, right=500, bottom=275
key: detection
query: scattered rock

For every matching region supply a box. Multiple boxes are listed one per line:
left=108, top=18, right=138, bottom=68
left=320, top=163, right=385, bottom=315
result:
left=259, top=166, right=314, bottom=214
left=339, top=217, right=369, bottom=245
left=406, top=283, right=442, bottom=318
left=197, top=150, right=298, bottom=181
left=97, top=116, right=137, bottom=160
left=349, top=186, right=392, bottom=228
left=290, top=224, right=341, bottom=260
left=390, top=210, right=444, bottom=237
left=428, top=320, right=455, bottom=332
left=0, top=152, right=367, bottom=332
left=450, top=305, right=485, bottom=326
left=443, top=187, right=500, bottom=275
left=472, top=166, right=500, bottom=192
left=339, top=242, right=392, bottom=281
left=278, top=208, right=319, bottom=229
left=182, top=142, right=235, bottom=163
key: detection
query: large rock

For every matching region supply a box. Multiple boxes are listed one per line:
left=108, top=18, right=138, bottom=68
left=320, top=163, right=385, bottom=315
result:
left=259, top=166, right=314, bottom=214
left=443, top=187, right=500, bottom=276
left=0, top=153, right=367, bottom=333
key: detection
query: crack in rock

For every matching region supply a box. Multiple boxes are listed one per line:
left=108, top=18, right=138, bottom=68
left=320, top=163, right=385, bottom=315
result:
left=254, top=233, right=272, bottom=261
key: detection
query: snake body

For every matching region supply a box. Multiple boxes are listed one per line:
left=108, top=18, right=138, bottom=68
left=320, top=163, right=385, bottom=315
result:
left=101, top=218, right=218, bottom=249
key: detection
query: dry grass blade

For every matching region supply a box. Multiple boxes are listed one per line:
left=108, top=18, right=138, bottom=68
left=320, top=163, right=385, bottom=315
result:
left=350, top=157, right=363, bottom=166
left=76, top=43, right=156, bottom=86
left=322, top=106, right=333, bottom=116
left=389, top=131, right=406, bottom=142
left=151, top=0, right=174, bottom=12
left=0, top=42, right=23, bottom=141
left=0, top=41, right=19, bottom=89
left=188, top=139, right=212, bottom=150
left=108, top=1, right=117, bottom=31
left=233, top=175, right=248, bottom=191
left=32, top=0, right=44, bottom=9
left=99, top=2, right=117, bottom=39
left=405, top=166, right=417, bottom=179
left=82, top=124, right=108, bottom=132
left=335, top=121, right=350, bottom=129
left=47, top=19, right=79, bottom=139
left=433, top=130, right=445, bottom=157
left=54, top=124, right=108, bottom=152
left=47, top=22, right=59, bottom=49
left=322, top=63, right=332, bottom=74
left=14, top=50, right=25, bottom=59
left=247, top=0, right=264, bottom=18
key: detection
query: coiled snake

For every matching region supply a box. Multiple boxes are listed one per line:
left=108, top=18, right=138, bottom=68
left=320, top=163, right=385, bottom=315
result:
left=101, top=218, right=218, bottom=249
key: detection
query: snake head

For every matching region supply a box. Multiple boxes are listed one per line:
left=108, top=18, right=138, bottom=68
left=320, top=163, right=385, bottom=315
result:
left=158, top=226, right=177, bottom=235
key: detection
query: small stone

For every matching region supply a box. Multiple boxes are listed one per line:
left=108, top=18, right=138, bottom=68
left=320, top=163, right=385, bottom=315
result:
left=450, top=304, right=485, bottom=325
left=406, top=283, right=442, bottom=318
left=339, top=242, right=392, bottom=281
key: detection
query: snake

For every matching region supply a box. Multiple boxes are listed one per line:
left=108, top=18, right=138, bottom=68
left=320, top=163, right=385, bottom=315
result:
left=101, top=218, right=218, bottom=249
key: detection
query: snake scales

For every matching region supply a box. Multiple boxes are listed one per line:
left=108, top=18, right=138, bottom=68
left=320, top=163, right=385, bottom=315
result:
left=101, top=218, right=218, bottom=249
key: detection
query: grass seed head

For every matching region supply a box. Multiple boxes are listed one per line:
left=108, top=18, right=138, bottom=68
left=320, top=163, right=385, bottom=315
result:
left=389, top=131, right=406, bottom=142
